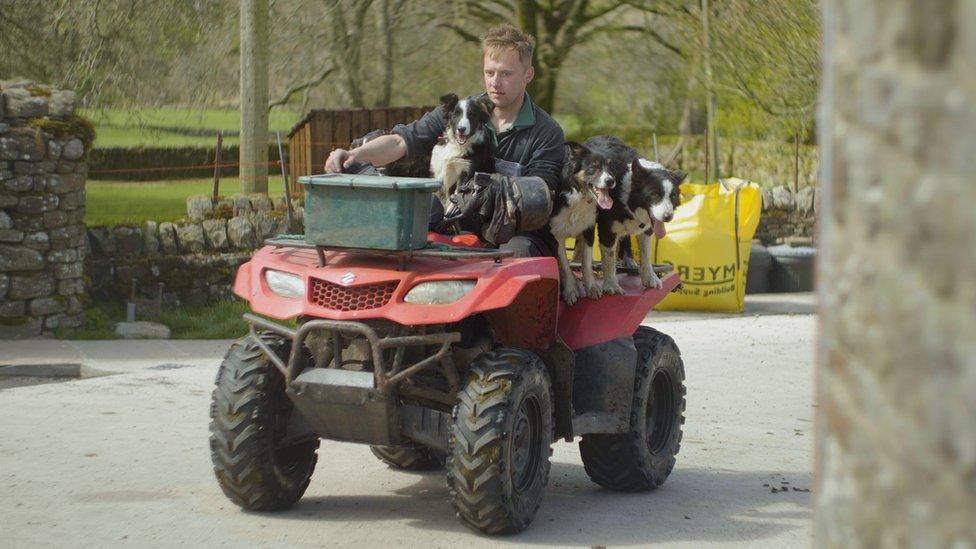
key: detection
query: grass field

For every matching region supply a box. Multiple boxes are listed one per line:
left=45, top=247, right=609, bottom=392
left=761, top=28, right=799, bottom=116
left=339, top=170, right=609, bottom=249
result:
left=86, top=177, right=287, bottom=226
left=78, top=107, right=668, bottom=150
left=80, top=107, right=301, bottom=148
left=80, top=108, right=629, bottom=149
left=58, top=299, right=255, bottom=340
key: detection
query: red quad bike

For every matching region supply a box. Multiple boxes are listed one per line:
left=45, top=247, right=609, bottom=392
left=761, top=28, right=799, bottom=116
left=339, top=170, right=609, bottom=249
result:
left=209, top=216, right=686, bottom=535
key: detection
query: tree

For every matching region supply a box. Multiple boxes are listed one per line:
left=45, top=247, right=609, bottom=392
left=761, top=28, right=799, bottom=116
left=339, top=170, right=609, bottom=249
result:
left=440, top=0, right=690, bottom=114
left=0, top=0, right=218, bottom=106
left=267, top=0, right=413, bottom=111
left=706, top=0, right=820, bottom=137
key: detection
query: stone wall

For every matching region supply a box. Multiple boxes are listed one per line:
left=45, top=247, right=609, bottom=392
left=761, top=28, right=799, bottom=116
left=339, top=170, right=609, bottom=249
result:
left=85, top=193, right=303, bottom=306
left=0, top=80, right=89, bottom=338
left=82, top=179, right=813, bottom=307
left=756, top=185, right=817, bottom=245
left=817, top=0, right=975, bottom=546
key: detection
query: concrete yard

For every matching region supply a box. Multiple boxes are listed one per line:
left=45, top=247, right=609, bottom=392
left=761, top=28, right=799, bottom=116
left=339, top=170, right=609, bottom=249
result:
left=1, top=296, right=815, bottom=548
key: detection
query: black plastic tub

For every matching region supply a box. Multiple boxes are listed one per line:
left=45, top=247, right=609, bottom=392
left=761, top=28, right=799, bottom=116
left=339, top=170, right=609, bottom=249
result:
left=745, top=241, right=772, bottom=294
left=768, top=245, right=816, bottom=292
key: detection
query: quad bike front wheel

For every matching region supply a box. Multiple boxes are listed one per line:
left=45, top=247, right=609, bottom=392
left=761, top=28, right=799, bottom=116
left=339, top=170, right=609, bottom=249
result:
left=370, top=444, right=445, bottom=470
left=579, top=326, right=686, bottom=491
left=447, top=348, right=554, bottom=534
left=209, top=333, right=320, bottom=510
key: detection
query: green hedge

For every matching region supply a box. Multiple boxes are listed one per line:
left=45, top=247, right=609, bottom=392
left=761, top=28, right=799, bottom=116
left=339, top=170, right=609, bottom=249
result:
left=89, top=144, right=280, bottom=181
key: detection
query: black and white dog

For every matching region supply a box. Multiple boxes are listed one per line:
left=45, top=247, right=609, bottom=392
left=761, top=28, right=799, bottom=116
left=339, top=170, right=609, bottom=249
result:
left=430, top=93, right=495, bottom=205
left=549, top=141, right=618, bottom=304
left=585, top=135, right=685, bottom=295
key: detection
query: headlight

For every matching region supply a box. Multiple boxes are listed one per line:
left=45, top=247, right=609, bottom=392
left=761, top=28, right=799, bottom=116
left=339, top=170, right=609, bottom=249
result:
left=403, top=280, right=476, bottom=305
left=264, top=270, right=304, bottom=299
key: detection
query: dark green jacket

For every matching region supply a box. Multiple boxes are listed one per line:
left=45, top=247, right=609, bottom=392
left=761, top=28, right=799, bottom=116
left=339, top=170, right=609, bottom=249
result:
left=391, top=92, right=566, bottom=189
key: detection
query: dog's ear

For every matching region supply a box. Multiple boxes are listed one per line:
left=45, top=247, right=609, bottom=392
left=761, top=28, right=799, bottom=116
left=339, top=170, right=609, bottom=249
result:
left=478, top=95, right=495, bottom=114
left=439, top=93, right=459, bottom=113
left=671, top=169, right=688, bottom=184
left=565, top=141, right=586, bottom=171
left=565, top=141, right=586, bottom=159
left=631, top=157, right=644, bottom=174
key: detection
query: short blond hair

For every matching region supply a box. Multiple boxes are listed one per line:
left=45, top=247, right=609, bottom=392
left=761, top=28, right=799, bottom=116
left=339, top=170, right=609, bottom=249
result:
left=481, top=24, right=535, bottom=67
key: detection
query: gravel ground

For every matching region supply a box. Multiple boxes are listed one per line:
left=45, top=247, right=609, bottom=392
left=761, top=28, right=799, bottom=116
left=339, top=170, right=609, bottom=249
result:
left=1, top=312, right=815, bottom=548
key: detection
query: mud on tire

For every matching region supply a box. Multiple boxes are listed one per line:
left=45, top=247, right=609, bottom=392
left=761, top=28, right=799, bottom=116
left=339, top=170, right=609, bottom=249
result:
left=370, top=445, right=445, bottom=470
left=447, top=349, right=553, bottom=534
left=579, top=326, right=686, bottom=491
left=209, top=333, right=319, bottom=511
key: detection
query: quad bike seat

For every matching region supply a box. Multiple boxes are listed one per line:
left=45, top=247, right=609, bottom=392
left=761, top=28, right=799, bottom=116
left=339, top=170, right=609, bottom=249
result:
left=426, top=232, right=483, bottom=248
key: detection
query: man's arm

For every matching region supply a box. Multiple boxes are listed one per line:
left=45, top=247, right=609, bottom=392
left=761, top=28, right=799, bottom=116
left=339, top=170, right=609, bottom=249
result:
left=325, top=108, right=445, bottom=173
left=522, top=123, right=566, bottom=189
left=389, top=108, right=446, bottom=160
left=324, top=134, right=407, bottom=173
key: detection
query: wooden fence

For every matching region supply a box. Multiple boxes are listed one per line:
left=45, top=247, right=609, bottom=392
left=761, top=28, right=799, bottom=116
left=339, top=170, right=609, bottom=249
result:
left=287, top=106, right=435, bottom=195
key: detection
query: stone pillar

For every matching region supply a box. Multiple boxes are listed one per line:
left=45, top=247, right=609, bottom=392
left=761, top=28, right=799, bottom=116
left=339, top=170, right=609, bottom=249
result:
left=0, top=80, right=89, bottom=338
left=817, top=1, right=975, bottom=546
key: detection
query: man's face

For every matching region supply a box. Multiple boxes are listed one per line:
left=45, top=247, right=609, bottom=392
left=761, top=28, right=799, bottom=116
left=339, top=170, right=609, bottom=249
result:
left=483, top=48, right=534, bottom=110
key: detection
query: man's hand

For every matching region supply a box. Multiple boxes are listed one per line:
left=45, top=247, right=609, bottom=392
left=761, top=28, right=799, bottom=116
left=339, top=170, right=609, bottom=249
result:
left=324, top=148, right=357, bottom=173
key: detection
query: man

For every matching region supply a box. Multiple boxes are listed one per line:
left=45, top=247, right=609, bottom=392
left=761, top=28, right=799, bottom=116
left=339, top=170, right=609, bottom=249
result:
left=324, top=24, right=566, bottom=258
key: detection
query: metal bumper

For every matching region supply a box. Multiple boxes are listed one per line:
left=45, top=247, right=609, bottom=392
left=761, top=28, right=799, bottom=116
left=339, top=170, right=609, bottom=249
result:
left=243, top=313, right=459, bottom=447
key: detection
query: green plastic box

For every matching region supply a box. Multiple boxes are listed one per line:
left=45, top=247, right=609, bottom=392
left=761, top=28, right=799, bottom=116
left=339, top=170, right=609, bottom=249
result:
left=299, top=174, right=442, bottom=250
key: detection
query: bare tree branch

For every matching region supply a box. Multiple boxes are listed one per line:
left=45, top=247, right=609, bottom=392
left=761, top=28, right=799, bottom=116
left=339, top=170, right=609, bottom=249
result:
left=582, top=2, right=626, bottom=23
left=438, top=23, right=481, bottom=44
left=579, top=24, right=685, bottom=57
left=269, top=64, right=335, bottom=110
left=466, top=2, right=510, bottom=23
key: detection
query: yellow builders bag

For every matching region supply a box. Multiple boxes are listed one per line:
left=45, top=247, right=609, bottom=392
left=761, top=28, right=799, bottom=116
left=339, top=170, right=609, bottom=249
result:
left=650, top=178, right=761, bottom=312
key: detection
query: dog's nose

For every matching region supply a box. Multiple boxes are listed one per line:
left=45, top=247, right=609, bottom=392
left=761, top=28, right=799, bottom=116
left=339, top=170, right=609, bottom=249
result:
left=663, top=213, right=674, bottom=222
left=602, top=175, right=615, bottom=188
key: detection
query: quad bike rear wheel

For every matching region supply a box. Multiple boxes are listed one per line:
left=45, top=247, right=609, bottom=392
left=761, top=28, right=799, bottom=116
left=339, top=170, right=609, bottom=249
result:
left=209, top=333, right=319, bottom=510
left=370, top=444, right=445, bottom=470
left=447, top=348, right=553, bottom=534
left=579, top=326, right=686, bottom=491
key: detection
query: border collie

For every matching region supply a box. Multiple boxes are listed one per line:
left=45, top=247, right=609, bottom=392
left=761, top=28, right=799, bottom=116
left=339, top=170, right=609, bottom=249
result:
left=430, top=93, right=495, bottom=204
left=549, top=141, right=618, bottom=304
left=586, top=135, right=685, bottom=295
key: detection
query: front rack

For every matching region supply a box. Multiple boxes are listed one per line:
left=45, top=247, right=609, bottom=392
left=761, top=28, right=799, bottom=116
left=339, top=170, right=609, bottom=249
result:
left=264, top=236, right=514, bottom=269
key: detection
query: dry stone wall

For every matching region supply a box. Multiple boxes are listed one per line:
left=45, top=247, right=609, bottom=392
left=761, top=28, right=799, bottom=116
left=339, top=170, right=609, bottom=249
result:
left=0, top=80, right=89, bottom=338
left=756, top=185, right=817, bottom=245
left=85, top=193, right=303, bottom=306
left=82, top=179, right=811, bottom=308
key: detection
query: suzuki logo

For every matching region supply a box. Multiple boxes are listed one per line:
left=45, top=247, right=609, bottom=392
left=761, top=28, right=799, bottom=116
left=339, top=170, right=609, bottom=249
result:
left=340, top=272, right=356, bottom=285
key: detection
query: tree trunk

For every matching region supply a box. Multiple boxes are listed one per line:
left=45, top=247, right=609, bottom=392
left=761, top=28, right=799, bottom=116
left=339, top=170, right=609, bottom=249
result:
left=329, top=0, right=370, bottom=108
left=700, top=0, right=719, bottom=181
left=239, top=0, right=269, bottom=194
left=530, top=63, right=558, bottom=114
left=375, top=0, right=394, bottom=107
left=817, top=0, right=976, bottom=546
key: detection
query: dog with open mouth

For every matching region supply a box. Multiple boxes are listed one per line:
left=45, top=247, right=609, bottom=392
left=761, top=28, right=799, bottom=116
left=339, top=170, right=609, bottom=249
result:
left=585, top=135, right=686, bottom=296
left=429, top=93, right=495, bottom=206
left=549, top=140, right=619, bottom=304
